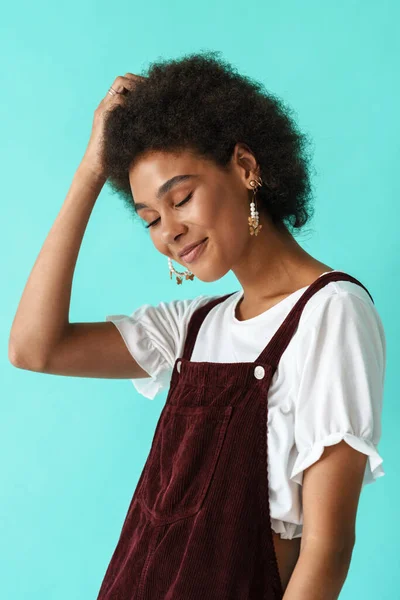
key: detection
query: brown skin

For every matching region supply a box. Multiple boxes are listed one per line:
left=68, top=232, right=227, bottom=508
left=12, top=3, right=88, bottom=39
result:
left=129, top=142, right=334, bottom=320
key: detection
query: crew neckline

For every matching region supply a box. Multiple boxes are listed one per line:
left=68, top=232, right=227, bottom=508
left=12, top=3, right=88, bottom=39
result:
left=231, top=270, right=338, bottom=324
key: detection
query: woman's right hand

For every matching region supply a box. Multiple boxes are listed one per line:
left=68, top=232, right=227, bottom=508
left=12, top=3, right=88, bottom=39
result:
left=81, top=72, right=146, bottom=179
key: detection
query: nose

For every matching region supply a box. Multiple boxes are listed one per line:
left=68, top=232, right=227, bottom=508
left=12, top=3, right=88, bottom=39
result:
left=160, top=212, right=186, bottom=246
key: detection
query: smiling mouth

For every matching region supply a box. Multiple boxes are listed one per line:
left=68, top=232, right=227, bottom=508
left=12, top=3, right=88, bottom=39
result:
left=180, top=238, right=208, bottom=264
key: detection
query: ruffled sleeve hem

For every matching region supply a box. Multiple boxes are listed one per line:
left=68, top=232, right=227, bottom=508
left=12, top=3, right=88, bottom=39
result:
left=130, top=365, right=173, bottom=400
left=271, top=518, right=303, bottom=540
left=106, top=314, right=173, bottom=400
left=290, top=432, right=385, bottom=486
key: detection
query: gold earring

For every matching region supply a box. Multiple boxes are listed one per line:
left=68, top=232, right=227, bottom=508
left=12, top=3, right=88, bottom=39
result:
left=167, top=257, right=195, bottom=285
left=248, top=176, right=263, bottom=236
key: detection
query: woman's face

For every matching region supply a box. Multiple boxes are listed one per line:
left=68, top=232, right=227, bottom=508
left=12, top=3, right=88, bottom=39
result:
left=128, top=145, right=259, bottom=282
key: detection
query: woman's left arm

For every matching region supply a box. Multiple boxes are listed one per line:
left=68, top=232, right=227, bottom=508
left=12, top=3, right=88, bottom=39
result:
left=283, top=439, right=368, bottom=600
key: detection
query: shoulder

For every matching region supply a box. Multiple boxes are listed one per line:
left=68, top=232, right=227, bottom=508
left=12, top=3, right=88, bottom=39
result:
left=294, top=277, right=386, bottom=382
left=298, top=278, right=385, bottom=338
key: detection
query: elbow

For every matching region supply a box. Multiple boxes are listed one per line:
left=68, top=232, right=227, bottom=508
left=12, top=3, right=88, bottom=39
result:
left=8, top=341, right=22, bottom=367
left=8, top=342, right=47, bottom=372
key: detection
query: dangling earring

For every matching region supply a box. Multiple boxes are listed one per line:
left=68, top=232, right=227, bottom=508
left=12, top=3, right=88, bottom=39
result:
left=248, top=175, right=263, bottom=236
left=168, top=257, right=195, bottom=285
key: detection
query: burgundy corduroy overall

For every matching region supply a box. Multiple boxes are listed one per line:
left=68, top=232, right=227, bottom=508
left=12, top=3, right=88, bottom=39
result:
left=97, top=271, right=374, bottom=600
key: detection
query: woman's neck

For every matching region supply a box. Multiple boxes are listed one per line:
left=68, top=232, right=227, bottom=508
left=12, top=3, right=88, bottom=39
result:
left=232, top=217, right=333, bottom=315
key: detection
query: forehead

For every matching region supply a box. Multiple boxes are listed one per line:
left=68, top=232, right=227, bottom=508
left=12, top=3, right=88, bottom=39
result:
left=129, top=149, right=225, bottom=205
left=129, top=150, right=204, bottom=189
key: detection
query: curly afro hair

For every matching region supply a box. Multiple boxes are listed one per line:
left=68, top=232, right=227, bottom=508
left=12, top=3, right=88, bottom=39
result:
left=102, top=50, right=315, bottom=234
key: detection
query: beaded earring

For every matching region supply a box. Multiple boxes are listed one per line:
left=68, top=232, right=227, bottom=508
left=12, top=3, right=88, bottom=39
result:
left=248, top=175, right=263, bottom=236
left=168, top=258, right=195, bottom=285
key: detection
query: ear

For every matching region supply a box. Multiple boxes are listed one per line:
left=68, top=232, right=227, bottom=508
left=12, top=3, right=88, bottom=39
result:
left=232, top=142, right=260, bottom=183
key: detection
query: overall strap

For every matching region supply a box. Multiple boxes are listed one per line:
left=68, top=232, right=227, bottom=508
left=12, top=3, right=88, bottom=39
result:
left=182, top=293, right=236, bottom=361
left=258, top=271, right=374, bottom=370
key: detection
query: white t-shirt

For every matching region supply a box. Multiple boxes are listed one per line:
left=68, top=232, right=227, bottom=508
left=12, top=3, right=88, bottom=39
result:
left=106, top=271, right=386, bottom=540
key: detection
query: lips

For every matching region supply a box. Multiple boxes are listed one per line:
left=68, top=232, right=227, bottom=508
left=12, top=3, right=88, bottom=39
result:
left=180, top=238, right=208, bottom=264
left=178, top=238, right=208, bottom=258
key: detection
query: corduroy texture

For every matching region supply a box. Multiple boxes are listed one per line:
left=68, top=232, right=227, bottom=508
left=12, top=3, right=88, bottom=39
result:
left=96, top=271, right=373, bottom=599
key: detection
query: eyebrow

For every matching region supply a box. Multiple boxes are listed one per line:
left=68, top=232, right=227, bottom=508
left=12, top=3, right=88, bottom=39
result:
left=134, top=174, right=199, bottom=212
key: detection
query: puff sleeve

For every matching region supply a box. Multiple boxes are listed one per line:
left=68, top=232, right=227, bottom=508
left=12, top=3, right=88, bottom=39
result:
left=105, top=294, right=220, bottom=400
left=290, top=291, right=386, bottom=487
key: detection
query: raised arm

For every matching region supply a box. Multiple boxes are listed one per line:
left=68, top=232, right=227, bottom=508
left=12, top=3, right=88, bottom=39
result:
left=8, top=73, right=150, bottom=380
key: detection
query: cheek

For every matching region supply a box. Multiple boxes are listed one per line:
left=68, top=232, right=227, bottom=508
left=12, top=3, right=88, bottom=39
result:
left=211, top=209, right=249, bottom=261
left=188, top=198, right=214, bottom=227
left=213, top=198, right=248, bottom=236
left=147, top=230, right=167, bottom=256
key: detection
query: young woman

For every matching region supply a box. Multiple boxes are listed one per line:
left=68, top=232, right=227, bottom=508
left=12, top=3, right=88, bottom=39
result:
left=9, top=53, right=386, bottom=600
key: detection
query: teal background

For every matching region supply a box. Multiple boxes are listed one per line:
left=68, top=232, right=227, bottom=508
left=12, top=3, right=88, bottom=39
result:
left=1, top=1, right=398, bottom=598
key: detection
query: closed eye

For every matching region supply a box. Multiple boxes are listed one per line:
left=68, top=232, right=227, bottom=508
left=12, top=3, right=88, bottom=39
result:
left=144, top=191, right=194, bottom=229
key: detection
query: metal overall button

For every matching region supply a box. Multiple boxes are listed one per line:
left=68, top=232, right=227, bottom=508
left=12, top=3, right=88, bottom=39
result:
left=254, top=365, right=265, bottom=379
left=176, top=360, right=182, bottom=373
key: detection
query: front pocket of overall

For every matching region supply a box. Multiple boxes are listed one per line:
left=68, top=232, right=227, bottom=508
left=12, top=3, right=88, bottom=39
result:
left=138, top=404, right=233, bottom=525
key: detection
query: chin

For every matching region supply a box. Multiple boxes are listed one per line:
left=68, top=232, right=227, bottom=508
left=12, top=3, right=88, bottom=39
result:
left=190, top=265, right=230, bottom=283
